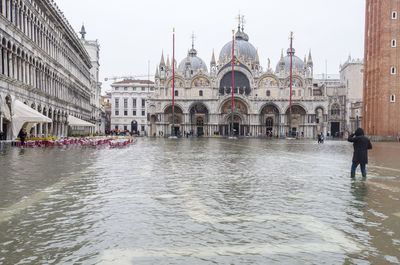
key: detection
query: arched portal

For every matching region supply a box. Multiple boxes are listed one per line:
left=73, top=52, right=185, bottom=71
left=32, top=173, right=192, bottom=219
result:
left=164, top=105, right=184, bottom=136
left=189, top=103, right=209, bottom=136
left=260, top=104, right=280, bottom=135
left=285, top=105, right=306, bottom=137
left=220, top=98, right=248, bottom=136
left=219, top=71, right=251, bottom=95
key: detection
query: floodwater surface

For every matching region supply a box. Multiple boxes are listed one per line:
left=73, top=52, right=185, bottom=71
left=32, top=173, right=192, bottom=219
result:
left=0, top=138, right=399, bottom=264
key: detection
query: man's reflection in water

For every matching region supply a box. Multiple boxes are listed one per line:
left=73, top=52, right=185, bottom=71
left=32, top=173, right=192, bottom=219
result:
left=351, top=180, right=368, bottom=203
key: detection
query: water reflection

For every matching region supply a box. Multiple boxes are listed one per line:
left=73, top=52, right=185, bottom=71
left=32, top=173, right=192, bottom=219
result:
left=0, top=139, right=399, bottom=264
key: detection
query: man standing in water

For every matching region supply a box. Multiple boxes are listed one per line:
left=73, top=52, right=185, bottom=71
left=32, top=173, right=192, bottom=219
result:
left=18, top=128, right=27, bottom=149
left=348, top=128, right=372, bottom=178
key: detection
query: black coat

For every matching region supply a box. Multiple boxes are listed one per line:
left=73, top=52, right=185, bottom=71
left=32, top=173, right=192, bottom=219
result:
left=348, top=134, right=372, bottom=164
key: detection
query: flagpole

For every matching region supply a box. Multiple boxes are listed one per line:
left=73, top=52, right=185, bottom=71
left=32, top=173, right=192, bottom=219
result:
left=288, top=31, right=293, bottom=137
left=231, top=29, right=235, bottom=137
left=172, top=27, right=175, bottom=137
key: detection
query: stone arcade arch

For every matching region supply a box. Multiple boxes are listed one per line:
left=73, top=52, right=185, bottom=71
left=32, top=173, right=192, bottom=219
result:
left=285, top=104, right=307, bottom=137
left=189, top=103, right=209, bottom=136
left=164, top=104, right=184, bottom=136
left=260, top=104, right=280, bottom=135
left=219, top=71, right=251, bottom=96
left=220, top=98, right=249, bottom=136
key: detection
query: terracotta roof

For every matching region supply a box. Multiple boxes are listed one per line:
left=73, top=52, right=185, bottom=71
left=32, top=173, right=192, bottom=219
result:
left=112, top=79, right=154, bottom=85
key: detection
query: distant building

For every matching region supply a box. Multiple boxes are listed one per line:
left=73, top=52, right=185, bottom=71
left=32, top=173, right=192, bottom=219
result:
left=314, top=56, right=364, bottom=137
left=79, top=25, right=103, bottom=134
left=101, top=92, right=111, bottom=132
left=110, top=80, right=155, bottom=135
left=363, top=0, right=400, bottom=139
left=340, top=57, right=363, bottom=132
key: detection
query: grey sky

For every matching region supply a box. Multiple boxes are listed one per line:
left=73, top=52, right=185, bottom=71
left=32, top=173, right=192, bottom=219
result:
left=55, top=0, right=365, bottom=92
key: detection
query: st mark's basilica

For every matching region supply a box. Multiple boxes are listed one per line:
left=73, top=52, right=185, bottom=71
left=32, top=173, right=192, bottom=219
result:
left=148, top=23, right=328, bottom=138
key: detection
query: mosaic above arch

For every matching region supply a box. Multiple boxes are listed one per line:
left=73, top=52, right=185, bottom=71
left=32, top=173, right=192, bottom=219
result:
left=221, top=99, right=248, bottom=114
left=259, top=76, right=278, bottom=87
left=167, top=78, right=185, bottom=88
left=191, top=77, right=210, bottom=88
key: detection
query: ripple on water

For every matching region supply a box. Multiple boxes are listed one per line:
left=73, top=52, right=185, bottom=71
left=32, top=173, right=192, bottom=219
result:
left=0, top=139, right=399, bottom=264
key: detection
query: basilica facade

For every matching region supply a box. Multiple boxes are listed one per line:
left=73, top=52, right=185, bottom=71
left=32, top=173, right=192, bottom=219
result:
left=148, top=26, right=328, bottom=138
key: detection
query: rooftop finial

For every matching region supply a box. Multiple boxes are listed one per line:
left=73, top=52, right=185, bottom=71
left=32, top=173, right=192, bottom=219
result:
left=241, top=15, right=245, bottom=32
left=191, top=31, right=196, bottom=50
left=79, top=23, right=86, bottom=39
left=236, top=11, right=241, bottom=32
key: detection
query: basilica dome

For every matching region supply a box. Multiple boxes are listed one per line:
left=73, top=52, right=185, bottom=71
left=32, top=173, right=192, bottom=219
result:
left=178, top=48, right=208, bottom=72
left=275, top=48, right=304, bottom=73
left=219, top=30, right=257, bottom=63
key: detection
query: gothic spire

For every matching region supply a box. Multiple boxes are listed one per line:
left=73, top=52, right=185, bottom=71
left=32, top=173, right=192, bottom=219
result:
left=308, top=49, right=313, bottom=63
left=79, top=23, right=86, bottom=39
left=160, top=51, right=165, bottom=66
left=210, top=49, right=216, bottom=65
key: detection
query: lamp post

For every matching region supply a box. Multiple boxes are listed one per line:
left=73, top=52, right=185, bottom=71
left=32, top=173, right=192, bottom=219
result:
left=231, top=29, right=235, bottom=137
left=171, top=27, right=175, bottom=137
left=288, top=32, right=294, bottom=137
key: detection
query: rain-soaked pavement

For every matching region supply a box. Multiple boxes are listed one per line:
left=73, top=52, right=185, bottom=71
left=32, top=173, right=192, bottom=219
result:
left=0, top=138, right=400, bottom=264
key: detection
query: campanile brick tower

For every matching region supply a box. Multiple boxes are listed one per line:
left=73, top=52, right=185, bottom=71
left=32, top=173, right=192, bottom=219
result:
left=363, top=0, right=400, bottom=140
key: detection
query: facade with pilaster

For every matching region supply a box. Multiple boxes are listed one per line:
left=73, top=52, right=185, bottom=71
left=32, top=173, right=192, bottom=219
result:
left=0, top=0, right=94, bottom=139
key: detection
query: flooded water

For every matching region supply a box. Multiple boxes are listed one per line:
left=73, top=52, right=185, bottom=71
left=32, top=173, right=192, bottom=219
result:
left=0, top=138, right=400, bottom=264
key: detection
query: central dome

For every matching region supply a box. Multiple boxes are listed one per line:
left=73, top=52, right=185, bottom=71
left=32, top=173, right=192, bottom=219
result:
left=219, top=29, right=257, bottom=63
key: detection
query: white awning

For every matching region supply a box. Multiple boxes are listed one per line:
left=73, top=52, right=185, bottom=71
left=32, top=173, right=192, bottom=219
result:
left=68, top=115, right=95, bottom=127
left=11, top=100, right=52, bottom=139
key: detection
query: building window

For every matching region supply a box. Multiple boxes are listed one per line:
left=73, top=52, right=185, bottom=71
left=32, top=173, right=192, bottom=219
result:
left=124, top=87, right=128, bottom=91
left=133, top=87, right=137, bottom=91
left=124, top=125, right=128, bottom=131
left=266, top=90, right=270, bottom=97
left=141, top=125, right=145, bottom=131
left=331, top=107, right=340, bottom=116
left=124, top=110, right=128, bottom=116
left=133, top=110, right=136, bottom=116
left=142, top=99, right=145, bottom=107
left=391, top=67, right=396, bottom=75
left=115, top=87, right=119, bottom=91
left=390, top=94, right=396, bottom=102
left=115, top=125, right=119, bottom=130
left=175, top=90, right=179, bottom=97
left=392, top=11, right=397, bottom=19
left=392, top=39, right=397, bottom=47
left=142, top=87, right=146, bottom=91
left=132, top=98, right=136, bottom=107
left=124, top=98, right=128, bottom=108
left=199, top=90, right=203, bottom=96
left=142, top=110, right=145, bottom=116
left=115, top=110, right=119, bottom=116
left=115, top=98, right=119, bottom=108
left=150, top=87, right=154, bottom=91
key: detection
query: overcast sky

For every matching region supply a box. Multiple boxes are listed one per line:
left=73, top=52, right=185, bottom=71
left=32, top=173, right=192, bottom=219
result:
left=55, top=0, right=365, bottom=92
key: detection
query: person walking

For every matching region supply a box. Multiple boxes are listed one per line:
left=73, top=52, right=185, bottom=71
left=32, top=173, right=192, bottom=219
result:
left=348, top=128, right=372, bottom=178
